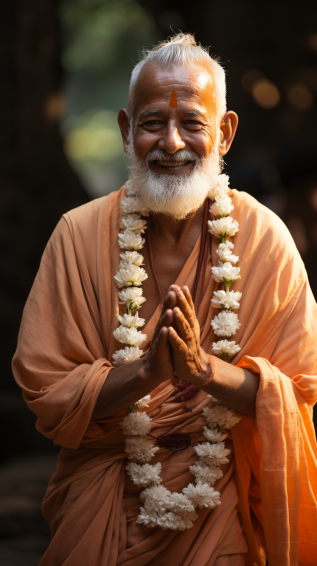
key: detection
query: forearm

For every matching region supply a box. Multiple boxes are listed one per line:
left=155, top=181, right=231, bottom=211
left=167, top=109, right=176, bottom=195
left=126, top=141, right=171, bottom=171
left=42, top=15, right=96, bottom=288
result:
left=92, top=359, right=160, bottom=420
left=202, top=355, right=259, bottom=418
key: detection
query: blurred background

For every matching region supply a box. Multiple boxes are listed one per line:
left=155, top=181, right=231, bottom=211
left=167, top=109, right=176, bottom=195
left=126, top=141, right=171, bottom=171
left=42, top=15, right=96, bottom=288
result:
left=1, top=0, right=317, bottom=563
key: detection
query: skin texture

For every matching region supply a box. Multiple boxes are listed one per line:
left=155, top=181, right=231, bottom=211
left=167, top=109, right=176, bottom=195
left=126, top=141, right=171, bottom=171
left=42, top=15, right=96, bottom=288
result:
left=92, top=62, right=259, bottom=420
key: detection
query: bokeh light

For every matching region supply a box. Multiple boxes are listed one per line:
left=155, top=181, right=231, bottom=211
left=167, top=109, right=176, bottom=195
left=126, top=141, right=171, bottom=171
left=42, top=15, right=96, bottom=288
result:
left=252, top=79, right=280, bottom=109
left=287, top=84, right=314, bottom=110
left=241, top=69, right=265, bottom=93
left=63, top=110, right=123, bottom=162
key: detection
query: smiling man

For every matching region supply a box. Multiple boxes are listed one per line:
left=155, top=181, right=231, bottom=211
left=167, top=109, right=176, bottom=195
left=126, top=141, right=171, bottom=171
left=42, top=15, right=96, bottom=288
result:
left=12, top=34, right=317, bottom=566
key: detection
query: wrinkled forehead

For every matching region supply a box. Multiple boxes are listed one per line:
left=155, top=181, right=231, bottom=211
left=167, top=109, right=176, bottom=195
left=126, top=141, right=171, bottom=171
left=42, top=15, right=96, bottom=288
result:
left=132, top=62, right=218, bottom=119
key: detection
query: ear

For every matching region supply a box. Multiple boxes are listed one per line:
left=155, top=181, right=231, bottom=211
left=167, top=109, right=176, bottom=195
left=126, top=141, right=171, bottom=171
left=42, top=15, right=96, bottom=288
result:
left=218, top=111, right=238, bottom=156
left=117, top=109, right=130, bottom=153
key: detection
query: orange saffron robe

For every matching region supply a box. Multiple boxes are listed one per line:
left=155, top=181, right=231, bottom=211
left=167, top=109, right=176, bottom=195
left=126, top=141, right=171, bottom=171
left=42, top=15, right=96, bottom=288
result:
left=12, top=187, right=317, bottom=566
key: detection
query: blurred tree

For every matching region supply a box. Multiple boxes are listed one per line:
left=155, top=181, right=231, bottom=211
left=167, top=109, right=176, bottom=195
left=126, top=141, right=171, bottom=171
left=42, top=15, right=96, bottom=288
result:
left=58, top=0, right=160, bottom=196
left=0, top=1, right=88, bottom=458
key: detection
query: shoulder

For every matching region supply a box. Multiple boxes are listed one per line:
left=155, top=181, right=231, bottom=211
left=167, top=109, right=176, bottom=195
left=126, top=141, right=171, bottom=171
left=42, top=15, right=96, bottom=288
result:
left=62, top=187, right=125, bottom=240
left=43, top=187, right=125, bottom=271
left=230, top=189, right=307, bottom=303
left=231, top=189, right=286, bottom=236
left=230, top=188, right=303, bottom=264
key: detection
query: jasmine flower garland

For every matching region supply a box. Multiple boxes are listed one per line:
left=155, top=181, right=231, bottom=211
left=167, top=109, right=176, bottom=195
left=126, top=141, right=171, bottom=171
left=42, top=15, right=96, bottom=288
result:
left=208, top=175, right=242, bottom=360
left=113, top=175, right=242, bottom=531
left=121, top=394, right=240, bottom=531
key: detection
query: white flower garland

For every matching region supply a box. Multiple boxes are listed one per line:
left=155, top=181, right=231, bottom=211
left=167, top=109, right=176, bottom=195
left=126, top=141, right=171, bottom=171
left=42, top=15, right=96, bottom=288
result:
left=121, top=395, right=240, bottom=531
left=113, top=175, right=242, bottom=530
left=208, top=175, right=242, bottom=361
left=112, top=191, right=150, bottom=366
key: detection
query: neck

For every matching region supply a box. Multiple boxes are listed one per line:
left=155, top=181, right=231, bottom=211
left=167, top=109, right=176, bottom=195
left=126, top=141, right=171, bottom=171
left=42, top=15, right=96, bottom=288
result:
left=149, top=201, right=207, bottom=245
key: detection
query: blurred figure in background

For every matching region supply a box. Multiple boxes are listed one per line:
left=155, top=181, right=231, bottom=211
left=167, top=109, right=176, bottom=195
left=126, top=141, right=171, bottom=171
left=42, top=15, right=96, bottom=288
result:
left=12, top=34, right=317, bottom=566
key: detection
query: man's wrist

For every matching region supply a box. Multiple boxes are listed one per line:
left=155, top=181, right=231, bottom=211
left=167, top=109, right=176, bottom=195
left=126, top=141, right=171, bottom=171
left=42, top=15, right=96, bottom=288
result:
left=197, top=348, right=214, bottom=388
left=139, top=357, right=163, bottom=388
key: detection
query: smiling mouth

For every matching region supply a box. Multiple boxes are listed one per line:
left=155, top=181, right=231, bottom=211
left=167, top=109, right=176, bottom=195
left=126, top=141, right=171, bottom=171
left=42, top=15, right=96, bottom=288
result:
left=154, top=160, right=191, bottom=167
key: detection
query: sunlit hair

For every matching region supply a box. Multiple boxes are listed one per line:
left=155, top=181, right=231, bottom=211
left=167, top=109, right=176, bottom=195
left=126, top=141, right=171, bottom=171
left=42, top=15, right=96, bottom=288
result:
left=128, top=33, right=227, bottom=122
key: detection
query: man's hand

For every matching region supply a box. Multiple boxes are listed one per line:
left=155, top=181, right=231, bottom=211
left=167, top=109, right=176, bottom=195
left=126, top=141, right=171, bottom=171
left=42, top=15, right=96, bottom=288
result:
left=142, top=288, right=177, bottom=384
left=167, top=285, right=212, bottom=387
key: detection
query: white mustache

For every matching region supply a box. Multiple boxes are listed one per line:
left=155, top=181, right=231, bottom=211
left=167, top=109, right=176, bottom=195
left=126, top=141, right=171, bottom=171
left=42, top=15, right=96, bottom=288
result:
left=146, top=149, right=200, bottom=164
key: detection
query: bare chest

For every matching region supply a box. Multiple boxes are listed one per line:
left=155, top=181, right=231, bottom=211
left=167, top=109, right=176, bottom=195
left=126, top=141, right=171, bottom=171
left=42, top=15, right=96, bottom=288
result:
left=139, top=239, right=195, bottom=324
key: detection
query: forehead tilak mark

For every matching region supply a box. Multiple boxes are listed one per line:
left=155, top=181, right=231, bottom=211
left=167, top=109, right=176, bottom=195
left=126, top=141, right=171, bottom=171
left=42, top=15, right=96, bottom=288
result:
left=169, top=91, right=177, bottom=109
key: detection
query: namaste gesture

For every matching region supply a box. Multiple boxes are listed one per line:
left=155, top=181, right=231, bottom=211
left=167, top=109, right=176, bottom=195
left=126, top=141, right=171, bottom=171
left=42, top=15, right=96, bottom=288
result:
left=144, top=284, right=212, bottom=388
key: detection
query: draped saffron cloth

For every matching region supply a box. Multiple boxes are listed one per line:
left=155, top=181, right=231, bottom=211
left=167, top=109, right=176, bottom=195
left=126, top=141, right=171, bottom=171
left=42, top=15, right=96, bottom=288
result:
left=12, top=187, right=317, bottom=566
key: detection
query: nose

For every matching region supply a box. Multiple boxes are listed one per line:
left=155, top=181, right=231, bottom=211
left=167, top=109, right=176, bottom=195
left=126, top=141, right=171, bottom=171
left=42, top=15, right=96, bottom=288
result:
left=158, top=122, right=185, bottom=154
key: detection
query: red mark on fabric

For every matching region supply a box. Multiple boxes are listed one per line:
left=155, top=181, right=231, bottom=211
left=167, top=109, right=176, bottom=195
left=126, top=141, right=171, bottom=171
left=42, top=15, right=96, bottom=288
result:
left=169, top=91, right=177, bottom=108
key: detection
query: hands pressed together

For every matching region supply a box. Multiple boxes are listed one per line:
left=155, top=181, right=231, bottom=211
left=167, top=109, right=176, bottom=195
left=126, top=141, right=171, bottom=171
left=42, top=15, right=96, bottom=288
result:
left=144, top=285, right=212, bottom=387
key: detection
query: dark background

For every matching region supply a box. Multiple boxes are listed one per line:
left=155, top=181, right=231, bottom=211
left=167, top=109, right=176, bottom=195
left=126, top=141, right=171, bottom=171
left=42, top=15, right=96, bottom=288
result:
left=1, top=1, right=317, bottom=563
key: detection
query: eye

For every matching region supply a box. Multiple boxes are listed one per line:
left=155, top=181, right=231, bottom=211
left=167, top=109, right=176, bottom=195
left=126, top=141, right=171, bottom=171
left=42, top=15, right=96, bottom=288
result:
left=145, top=120, right=162, bottom=126
left=183, top=120, right=202, bottom=128
left=139, top=119, right=164, bottom=131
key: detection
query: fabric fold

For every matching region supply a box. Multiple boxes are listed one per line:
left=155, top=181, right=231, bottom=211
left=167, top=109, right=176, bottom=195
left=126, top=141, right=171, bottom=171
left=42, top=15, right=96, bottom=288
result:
left=12, top=187, right=317, bottom=565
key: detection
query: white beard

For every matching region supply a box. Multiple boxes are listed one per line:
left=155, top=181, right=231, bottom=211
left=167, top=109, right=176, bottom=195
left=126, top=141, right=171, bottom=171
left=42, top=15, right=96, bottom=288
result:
left=126, top=137, right=223, bottom=221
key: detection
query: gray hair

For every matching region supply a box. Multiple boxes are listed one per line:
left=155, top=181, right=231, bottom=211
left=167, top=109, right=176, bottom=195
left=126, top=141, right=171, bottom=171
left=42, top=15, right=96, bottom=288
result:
left=127, top=33, right=227, bottom=122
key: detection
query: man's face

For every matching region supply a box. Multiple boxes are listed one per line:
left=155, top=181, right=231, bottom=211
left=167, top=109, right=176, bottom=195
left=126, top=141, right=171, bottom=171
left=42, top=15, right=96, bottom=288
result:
left=132, top=62, right=220, bottom=174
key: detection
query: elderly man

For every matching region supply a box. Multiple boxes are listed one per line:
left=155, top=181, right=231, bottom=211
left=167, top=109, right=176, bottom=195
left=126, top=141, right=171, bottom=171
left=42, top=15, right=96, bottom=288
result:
left=13, top=34, right=317, bottom=566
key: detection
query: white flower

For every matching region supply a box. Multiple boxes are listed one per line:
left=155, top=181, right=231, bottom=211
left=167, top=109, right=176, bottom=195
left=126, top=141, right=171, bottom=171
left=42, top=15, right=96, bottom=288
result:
left=211, top=262, right=241, bottom=286
left=182, top=482, right=221, bottom=510
left=121, top=412, right=152, bottom=437
left=113, top=325, right=147, bottom=347
left=118, top=312, right=145, bottom=328
left=210, top=194, right=234, bottom=217
left=193, top=442, right=231, bottom=467
left=120, top=197, right=149, bottom=216
left=140, top=485, right=171, bottom=514
left=207, top=395, right=221, bottom=404
left=156, top=511, right=197, bottom=531
left=211, top=290, right=242, bottom=310
left=133, top=395, right=151, bottom=410
left=211, top=340, right=241, bottom=358
left=126, top=462, right=162, bottom=488
left=114, top=263, right=148, bottom=288
left=208, top=174, right=230, bottom=200
left=118, top=287, right=146, bottom=310
left=120, top=214, right=147, bottom=233
left=168, top=492, right=196, bottom=516
left=112, top=346, right=143, bottom=366
left=202, top=426, right=227, bottom=443
left=137, top=510, right=196, bottom=531
left=203, top=405, right=241, bottom=429
left=211, top=311, right=241, bottom=337
left=119, top=251, right=144, bottom=267
left=125, top=437, right=159, bottom=463
left=189, top=461, right=224, bottom=486
left=208, top=217, right=239, bottom=240
left=118, top=229, right=145, bottom=251
left=136, top=510, right=159, bottom=529
left=216, top=242, right=239, bottom=264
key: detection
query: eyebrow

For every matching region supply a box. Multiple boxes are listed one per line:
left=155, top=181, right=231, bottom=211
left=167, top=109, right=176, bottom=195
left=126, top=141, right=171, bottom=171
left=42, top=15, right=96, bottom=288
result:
left=139, top=108, right=206, bottom=119
left=139, top=109, right=162, bottom=119
left=181, top=109, right=206, bottom=119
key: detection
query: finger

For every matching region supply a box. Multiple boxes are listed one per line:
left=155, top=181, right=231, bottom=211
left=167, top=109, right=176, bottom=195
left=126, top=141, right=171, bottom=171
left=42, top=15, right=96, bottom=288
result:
left=175, top=289, right=197, bottom=329
left=173, top=307, right=194, bottom=344
left=167, top=327, right=187, bottom=356
left=181, top=286, right=195, bottom=313
left=156, top=326, right=169, bottom=350
left=162, top=290, right=177, bottom=314
left=169, top=284, right=180, bottom=293
left=152, top=308, right=173, bottom=342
